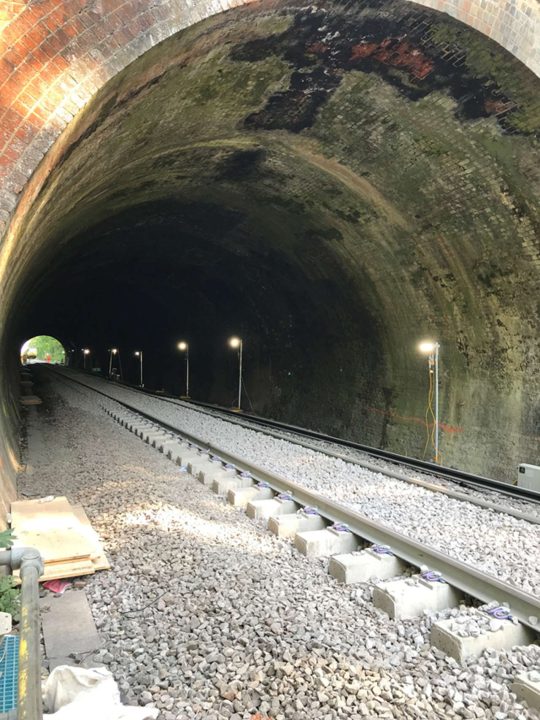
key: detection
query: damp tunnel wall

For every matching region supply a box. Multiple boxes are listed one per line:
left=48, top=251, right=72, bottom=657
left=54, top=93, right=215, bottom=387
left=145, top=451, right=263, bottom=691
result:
left=0, top=0, right=539, bottom=513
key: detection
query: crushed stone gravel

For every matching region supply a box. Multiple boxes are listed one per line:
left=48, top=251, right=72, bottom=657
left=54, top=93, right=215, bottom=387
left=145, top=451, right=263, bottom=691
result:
left=15, top=368, right=540, bottom=720
left=53, top=369, right=540, bottom=599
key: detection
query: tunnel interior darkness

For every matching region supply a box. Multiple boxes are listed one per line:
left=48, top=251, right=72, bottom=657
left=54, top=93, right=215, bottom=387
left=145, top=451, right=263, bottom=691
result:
left=1, top=0, right=539, bottom=485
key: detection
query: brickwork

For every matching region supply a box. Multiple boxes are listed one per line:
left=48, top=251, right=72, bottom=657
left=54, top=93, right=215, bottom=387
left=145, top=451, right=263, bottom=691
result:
left=0, top=0, right=539, bottom=243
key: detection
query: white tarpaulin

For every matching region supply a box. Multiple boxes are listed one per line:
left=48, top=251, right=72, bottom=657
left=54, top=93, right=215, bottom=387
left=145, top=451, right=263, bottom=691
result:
left=43, top=665, right=160, bottom=720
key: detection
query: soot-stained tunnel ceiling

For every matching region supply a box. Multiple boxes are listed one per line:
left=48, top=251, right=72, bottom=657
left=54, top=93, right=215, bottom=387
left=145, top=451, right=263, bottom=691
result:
left=5, top=0, right=540, bottom=479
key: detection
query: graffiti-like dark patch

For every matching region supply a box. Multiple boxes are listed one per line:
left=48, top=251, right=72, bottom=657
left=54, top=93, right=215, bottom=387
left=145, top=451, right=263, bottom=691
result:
left=216, top=148, right=268, bottom=180
left=246, top=67, right=342, bottom=132
left=231, top=5, right=525, bottom=134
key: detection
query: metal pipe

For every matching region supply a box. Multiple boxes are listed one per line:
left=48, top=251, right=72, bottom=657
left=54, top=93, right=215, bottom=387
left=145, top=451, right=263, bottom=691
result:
left=0, top=547, right=44, bottom=720
left=237, top=340, right=243, bottom=410
left=185, top=350, right=190, bottom=398
left=18, top=550, right=43, bottom=720
left=433, top=343, right=440, bottom=464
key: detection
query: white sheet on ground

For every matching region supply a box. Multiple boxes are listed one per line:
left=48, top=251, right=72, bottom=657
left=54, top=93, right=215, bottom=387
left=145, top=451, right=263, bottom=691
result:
left=43, top=665, right=160, bottom=720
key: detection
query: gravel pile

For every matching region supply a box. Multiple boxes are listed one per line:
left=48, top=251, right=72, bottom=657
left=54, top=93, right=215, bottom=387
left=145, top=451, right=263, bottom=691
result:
left=60, top=371, right=540, bottom=598
left=18, top=370, right=540, bottom=720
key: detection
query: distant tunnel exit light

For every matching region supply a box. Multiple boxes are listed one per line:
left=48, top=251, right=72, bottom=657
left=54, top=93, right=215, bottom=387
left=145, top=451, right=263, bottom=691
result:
left=20, top=335, right=66, bottom=365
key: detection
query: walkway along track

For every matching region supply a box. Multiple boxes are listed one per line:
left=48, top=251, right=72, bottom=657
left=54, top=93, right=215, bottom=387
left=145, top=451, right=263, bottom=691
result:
left=49, top=368, right=540, bottom=637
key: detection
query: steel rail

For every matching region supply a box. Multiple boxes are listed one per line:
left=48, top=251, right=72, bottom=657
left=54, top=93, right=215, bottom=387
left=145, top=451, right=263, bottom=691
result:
left=49, top=368, right=540, bottom=520
left=68, top=366, right=540, bottom=504
left=109, top=404, right=540, bottom=632
left=48, top=370, right=540, bottom=631
left=175, top=399, right=540, bottom=503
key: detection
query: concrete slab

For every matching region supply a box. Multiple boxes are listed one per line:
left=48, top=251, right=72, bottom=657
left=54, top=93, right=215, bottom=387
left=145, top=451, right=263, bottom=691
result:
left=186, top=454, right=213, bottom=476
left=373, top=574, right=462, bottom=619
left=148, top=433, right=172, bottom=446
left=182, top=453, right=207, bottom=473
left=246, top=495, right=298, bottom=520
left=295, top=525, right=359, bottom=557
left=193, top=460, right=223, bottom=484
left=129, top=421, right=152, bottom=432
left=512, top=671, right=540, bottom=711
left=329, top=546, right=407, bottom=584
left=133, top=425, right=153, bottom=437
left=227, top=484, right=275, bottom=508
left=268, top=509, right=326, bottom=538
left=431, top=612, right=537, bottom=662
left=198, top=464, right=237, bottom=488
left=212, top=473, right=253, bottom=495
left=155, top=437, right=179, bottom=453
left=40, top=590, right=102, bottom=658
left=142, top=430, right=166, bottom=443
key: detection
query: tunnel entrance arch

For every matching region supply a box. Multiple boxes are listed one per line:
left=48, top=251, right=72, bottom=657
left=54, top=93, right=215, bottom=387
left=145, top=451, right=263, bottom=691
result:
left=0, top=0, right=539, bottom=243
left=0, top=0, right=538, bottom=494
left=20, top=335, right=66, bottom=366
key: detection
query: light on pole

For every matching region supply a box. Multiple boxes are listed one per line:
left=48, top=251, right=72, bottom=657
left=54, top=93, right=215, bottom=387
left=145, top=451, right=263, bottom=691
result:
left=82, top=348, right=90, bottom=370
left=108, top=348, right=118, bottom=377
left=134, top=351, right=143, bottom=387
left=228, top=336, right=243, bottom=410
left=177, top=341, right=190, bottom=398
left=418, top=340, right=440, bottom=464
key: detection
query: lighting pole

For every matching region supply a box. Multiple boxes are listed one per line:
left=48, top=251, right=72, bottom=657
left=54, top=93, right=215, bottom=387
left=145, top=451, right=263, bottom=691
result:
left=419, top=340, right=440, bottom=464
left=177, top=341, right=190, bottom=398
left=228, top=336, right=243, bottom=410
left=82, top=348, right=90, bottom=370
left=134, top=351, right=143, bottom=387
left=108, top=348, right=118, bottom=377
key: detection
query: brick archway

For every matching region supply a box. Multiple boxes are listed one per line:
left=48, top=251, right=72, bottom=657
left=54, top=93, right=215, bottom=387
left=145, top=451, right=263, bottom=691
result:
left=0, top=0, right=539, bottom=240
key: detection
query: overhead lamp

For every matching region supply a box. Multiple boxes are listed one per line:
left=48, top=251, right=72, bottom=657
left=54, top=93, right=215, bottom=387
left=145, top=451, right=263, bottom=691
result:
left=108, top=348, right=118, bottom=377
left=177, top=341, right=190, bottom=398
left=134, top=351, right=143, bottom=387
left=418, top=340, right=441, bottom=464
left=227, top=336, right=243, bottom=410
left=82, top=348, right=90, bottom=371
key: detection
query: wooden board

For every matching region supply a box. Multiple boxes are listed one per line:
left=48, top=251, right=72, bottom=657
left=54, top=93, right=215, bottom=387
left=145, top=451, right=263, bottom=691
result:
left=71, top=505, right=111, bottom=571
left=11, top=496, right=95, bottom=563
left=13, top=558, right=95, bottom=584
left=12, top=496, right=74, bottom=526
left=10, top=496, right=110, bottom=580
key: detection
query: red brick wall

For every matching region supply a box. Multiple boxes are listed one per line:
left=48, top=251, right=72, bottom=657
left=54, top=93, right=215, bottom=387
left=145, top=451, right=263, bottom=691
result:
left=0, top=0, right=538, bottom=239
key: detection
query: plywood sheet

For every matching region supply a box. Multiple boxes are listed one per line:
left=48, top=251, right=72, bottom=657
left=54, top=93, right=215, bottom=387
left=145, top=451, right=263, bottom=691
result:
left=13, top=559, right=95, bottom=584
left=71, top=505, right=111, bottom=571
left=12, top=496, right=74, bottom=528
left=11, top=496, right=94, bottom=563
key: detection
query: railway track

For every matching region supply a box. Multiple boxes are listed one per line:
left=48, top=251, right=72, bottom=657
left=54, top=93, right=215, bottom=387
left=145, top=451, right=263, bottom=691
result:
left=50, top=368, right=540, bottom=527
left=47, top=368, right=540, bottom=645
left=72, top=368, right=540, bottom=506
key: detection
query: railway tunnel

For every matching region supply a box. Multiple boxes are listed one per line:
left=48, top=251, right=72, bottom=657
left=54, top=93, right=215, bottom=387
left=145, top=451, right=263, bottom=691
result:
left=1, top=2, right=540, bottom=718
left=1, top=0, right=540, bottom=501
